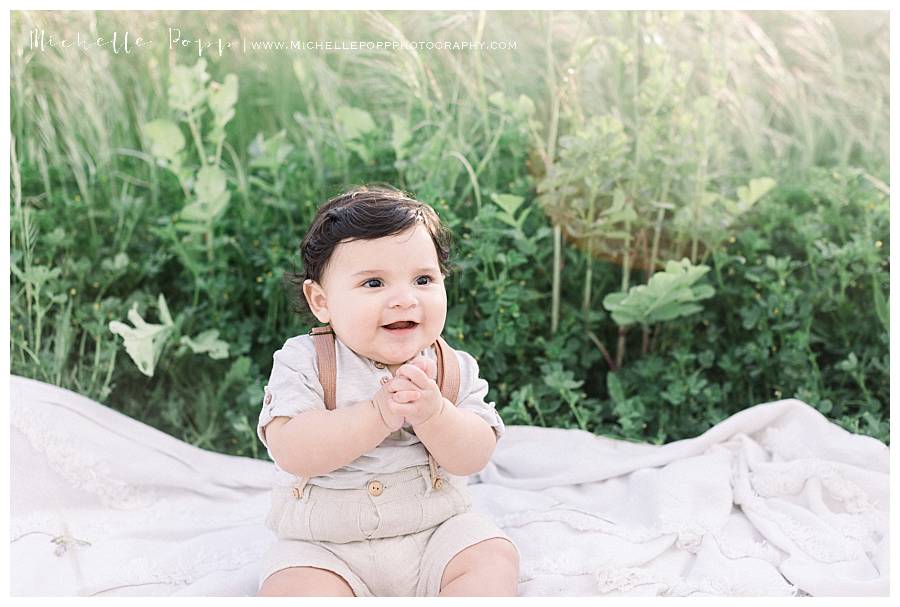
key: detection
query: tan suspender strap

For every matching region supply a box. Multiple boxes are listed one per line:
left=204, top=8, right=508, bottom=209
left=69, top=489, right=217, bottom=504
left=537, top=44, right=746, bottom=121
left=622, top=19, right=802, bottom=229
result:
left=434, top=336, right=461, bottom=405
left=309, top=325, right=337, bottom=411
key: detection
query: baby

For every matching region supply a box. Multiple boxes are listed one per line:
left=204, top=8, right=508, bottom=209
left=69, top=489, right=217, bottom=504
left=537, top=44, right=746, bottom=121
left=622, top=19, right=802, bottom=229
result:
left=256, top=185, right=520, bottom=596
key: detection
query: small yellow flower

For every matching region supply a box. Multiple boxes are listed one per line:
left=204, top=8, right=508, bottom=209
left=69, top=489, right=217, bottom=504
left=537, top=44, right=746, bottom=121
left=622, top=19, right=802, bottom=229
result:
left=93, top=303, right=100, bottom=311
left=875, top=241, right=883, bottom=248
left=773, top=308, right=779, bottom=316
left=774, top=389, right=782, bottom=398
left=69, top=288, right=77, bottom=296
left=728, top=236, right=736, bottom=243
left=256, top=276, right=263, bottom=283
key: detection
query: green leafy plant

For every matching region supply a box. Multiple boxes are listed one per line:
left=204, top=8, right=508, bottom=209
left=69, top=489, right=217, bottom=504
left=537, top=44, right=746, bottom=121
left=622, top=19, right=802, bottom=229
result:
left=603, top=258, right=715, bottom=329
left=9, top=11, right=888, bottom=460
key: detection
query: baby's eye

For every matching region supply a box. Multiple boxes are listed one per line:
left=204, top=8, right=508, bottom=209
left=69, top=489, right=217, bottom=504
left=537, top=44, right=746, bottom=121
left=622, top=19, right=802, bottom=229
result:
left=361, top=276, right=435, bottom=288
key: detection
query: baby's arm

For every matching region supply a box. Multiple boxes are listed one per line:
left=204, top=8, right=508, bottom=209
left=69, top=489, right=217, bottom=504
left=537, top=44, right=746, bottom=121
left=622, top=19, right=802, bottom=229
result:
left=412, top=399, right=497, bottom=476
left=265, top=399, right=391, bottom=478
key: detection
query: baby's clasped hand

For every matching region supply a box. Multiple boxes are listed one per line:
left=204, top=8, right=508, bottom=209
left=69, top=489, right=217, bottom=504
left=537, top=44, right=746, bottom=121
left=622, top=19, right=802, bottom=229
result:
left=392, top=357, right=445, bottom=427
left=371, top=356, right=445, bottom=431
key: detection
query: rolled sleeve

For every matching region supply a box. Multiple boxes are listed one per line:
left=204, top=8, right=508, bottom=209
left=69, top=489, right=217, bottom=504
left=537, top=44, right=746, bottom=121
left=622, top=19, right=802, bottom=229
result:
left=256, top=336, right=325, bottom=458
left=453, top=349, right=506, bottom=442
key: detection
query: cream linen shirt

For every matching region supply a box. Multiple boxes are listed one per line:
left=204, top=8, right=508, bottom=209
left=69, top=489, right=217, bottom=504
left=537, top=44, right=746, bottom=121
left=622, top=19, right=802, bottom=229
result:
left=257, top=333, right=506, bottom=489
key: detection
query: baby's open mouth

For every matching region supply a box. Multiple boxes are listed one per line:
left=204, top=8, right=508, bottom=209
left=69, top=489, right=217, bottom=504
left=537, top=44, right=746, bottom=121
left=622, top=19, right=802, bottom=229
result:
left=382, top=321, right=418, bottom=331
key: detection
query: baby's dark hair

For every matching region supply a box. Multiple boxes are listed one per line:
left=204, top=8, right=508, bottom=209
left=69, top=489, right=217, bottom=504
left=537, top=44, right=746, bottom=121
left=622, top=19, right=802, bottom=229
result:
left=285, top=184, right=454, bottom=323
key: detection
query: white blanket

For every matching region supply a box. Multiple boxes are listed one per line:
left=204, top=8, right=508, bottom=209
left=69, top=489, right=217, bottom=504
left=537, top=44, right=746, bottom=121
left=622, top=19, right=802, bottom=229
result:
left=9, top=375, right=889, bottom=596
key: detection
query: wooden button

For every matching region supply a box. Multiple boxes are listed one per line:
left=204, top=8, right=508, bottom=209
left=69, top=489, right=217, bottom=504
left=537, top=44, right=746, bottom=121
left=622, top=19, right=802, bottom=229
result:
left=433, top=477, right=444, bottom=491
left=367, top=480, right=383, bottom=497
left=291, top=487, right=301, bottom=499
left=380, top=376, right=390, bottom=384
left=374, top=361, right=386, bottom=369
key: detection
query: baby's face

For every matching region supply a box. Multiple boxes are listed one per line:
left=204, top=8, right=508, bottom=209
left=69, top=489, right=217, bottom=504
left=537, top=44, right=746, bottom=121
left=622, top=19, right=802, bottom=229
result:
left=303, top=223, right=447, bottom=366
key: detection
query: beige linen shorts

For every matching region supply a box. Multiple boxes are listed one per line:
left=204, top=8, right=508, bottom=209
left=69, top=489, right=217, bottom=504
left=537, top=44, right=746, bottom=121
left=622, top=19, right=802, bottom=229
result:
left=258, top=465, right=519, bottom=596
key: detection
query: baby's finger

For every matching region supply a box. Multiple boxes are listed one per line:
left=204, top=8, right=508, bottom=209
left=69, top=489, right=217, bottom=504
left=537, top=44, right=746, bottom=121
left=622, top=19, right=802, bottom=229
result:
left=409, top=357, right=437, bottom=381
left=396, top=363, right=431, bottom=389
left=392, top=390, right=420, bottom=404
left=388, top=399, right=417, bottom=417
left=388, top=376, right=419, bottom=393
left=424, top=357, right=437, bottom=380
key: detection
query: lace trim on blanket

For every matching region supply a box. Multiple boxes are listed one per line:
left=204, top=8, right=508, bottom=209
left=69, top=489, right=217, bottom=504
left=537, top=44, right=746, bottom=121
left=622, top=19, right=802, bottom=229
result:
left=11, top=402, right=157, bottom=510
left=12, top=502, right=272, bottom=590
left=711, top=529, right=783, bottom=565
left=735, top=452, right=875, bottom=563
left=517, top=548, right=798, bottom=596
left=594, top=565, right=799, bottom=596
left=11, top=400, right=274, bottom=591
left=750, top=459, right=881, bottom=514
left=83, top=537, right=274, bottom=595
left=496, top=505, right=711, bottom=554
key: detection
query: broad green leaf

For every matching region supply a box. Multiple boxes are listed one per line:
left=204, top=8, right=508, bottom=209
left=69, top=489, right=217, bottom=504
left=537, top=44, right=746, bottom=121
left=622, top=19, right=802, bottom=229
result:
left=336, top=106, right=375, bottom=140
left=208, top=74, right=239, bottom=134
left=143, top=119, right=185, bottom=162
left=699, top=191, right=719, bottom=207
left=180, top=329, right=229, bottom=359
left=248, top=131, right=294, bottom=171
left=607, top=372, right=625, bottom=404
left=488, top=91, right=506, bottom=109
left=391, top=115, right=411, bottom=161
left=514, top=95, right=536, bottom=117
left=180, top=165, right=230, bottom=224
left=108, top=294, right=175, bottom=377
left=491, top=193, right=524, bottom=217
left=346, top=141, right=372, bottom=164
left=737, top=177, right=776, bottom=207
left=692, top=284, right=716, bottom=300
left=602, top=292, right=627, bottom=308
left=100, top=252, right=130, bottom=272
left=11, top=263, right=61, bottom=290
left=602, top=258, right=714, bottom=327
left=873, top=277, right=889, bottom=332
left=194, top=165, right=228, bottom=204
left=173, top=220, right=209, bottom=234
left=168, top=59, right=209, bottom=114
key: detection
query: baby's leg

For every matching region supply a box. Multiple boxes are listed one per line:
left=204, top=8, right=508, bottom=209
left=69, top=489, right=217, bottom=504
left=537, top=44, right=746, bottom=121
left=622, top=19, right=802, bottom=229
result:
left=258, top=566, right=356, bottom=596
left=439, top=538, right=519, bottom=596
